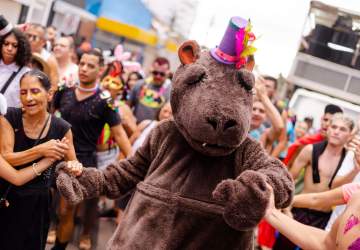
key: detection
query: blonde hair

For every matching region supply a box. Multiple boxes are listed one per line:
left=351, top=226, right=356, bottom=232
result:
left=331, top=113, right=355, bottom=131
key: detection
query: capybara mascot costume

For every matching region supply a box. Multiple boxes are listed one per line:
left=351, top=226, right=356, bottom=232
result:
left=56, top=17, right=294, bottom=250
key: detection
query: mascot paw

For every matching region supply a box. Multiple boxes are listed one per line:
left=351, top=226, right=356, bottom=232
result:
left=56, top=162, right=84, bottom=205
left=212, top=170, right=270, bottom=231
left=56, top=162, right=104, bottom=204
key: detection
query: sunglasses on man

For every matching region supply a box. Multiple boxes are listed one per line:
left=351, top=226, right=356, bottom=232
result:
left=26, top=34, right=40, bottom=42
left=152, top=71, right=166, bottom=77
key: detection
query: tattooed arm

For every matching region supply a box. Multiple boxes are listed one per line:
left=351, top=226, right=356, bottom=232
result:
left=264, top=184, right=335, bottom=250
left=335, top=190, right=360, bottom=250
left=266, top=184, right=360, bottom=250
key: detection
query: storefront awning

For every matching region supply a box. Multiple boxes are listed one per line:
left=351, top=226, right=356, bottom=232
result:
left=96, top=16, right=179, bottom=52
left=54, top=0, right=97, bottom=21
left=96, top=16, right=157, bottom=46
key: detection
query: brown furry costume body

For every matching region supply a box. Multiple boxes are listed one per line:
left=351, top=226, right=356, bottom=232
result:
left=56, top=41, right=294, bottom=250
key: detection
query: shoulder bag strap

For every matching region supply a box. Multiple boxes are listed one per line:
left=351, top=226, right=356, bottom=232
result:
left=0, top=66, right=23, bottom=94
left=328, top=148, right=347, bottom=189
left=311, top=141, right=328, bottom=184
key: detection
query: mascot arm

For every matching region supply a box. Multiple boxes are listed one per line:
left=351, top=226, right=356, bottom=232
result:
left=213, top=139, right=294, bottom=231
left=56, top=128, right=158, bottom=205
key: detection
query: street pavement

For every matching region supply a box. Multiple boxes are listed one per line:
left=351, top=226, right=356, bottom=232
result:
left=46, top=218, right=117, bottom=250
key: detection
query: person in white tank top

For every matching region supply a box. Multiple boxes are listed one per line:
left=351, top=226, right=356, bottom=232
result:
left=40, top=47, right=51, bottom=61
left=53, top=36, right=78, bottom=87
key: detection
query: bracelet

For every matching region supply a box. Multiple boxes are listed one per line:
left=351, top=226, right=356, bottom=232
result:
left=32, top=163, right=41, bottom=176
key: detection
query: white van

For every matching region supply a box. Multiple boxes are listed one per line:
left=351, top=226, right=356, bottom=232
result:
left=286, top=1, right=360, bottom=130
left=289, top=88, right=360, bottom=129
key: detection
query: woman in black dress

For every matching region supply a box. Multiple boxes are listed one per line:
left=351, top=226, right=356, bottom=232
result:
left=0, top=69, right=81, bottom=250
left=0, top=93, right=58, bottom=186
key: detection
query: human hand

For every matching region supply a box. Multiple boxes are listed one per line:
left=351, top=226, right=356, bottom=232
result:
left=65, top=160, right=83, bottom=177
left=264, top=183, right=276, bottom=219
left=254, top=76, right=268, bottom=99
left=264, top=184, right=294, bottom=220
left=348, top=135, right=360, bottom=151
left=39, top=139, right=69, bottom=160
left=347, top=134, right=360, bottom=171
left=349, top=135, right=360, bottom=171
left=16, top=23, right=30, bottom=32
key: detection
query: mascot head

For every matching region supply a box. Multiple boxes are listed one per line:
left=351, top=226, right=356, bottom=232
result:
left=171, top=17, right=256, bottom=157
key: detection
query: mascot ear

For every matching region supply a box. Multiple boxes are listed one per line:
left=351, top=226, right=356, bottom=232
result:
left=244, top=55, right=255, bottom=72
left=178, top=40, right=200, bottom=65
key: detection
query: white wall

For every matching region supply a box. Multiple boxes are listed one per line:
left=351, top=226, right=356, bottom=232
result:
left=0, top=0, right=21, bottom=24
left=29, top=6, right=44, bottom=24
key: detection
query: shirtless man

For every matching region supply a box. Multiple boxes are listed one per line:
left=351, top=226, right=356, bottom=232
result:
left=290, top=114, right=355, bottom=194
left=273, top=113, right=356, bottom=250
left=53, top=36, right=78, bottom=87
left=270, top=139, right=360, bottom=249
left=283, top=104, right=343, bottom=168
left=25, top=24, right=59, bottom=90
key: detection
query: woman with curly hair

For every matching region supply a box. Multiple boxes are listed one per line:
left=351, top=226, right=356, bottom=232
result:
left=0, top=28, right=31, bottom=108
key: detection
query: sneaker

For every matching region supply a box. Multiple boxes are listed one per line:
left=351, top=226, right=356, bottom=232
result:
left=47, top=230, right=56, bottom=244
left=79, top=235, right=91, bottom=250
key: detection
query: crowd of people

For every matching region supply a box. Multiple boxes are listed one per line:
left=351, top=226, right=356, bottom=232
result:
left=251, top=77, right=360, bottom=250
left=0, top=16, right=359, bottom=250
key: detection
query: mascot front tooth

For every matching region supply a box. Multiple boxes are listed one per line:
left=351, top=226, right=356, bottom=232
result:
left=56, top=16, right=294, bottom=250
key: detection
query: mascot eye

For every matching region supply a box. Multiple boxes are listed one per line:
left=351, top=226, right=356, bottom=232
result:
left=237, top=72, right=253, bottom=93
left=187, top=72, right=206, bottom=85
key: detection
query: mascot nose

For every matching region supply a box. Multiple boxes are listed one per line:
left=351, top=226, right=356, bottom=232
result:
left=223, top=119, right=237, bottom=131
left=206, top=117, right=218, bottom=130
left=206, top=117, right=238, bottom=132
